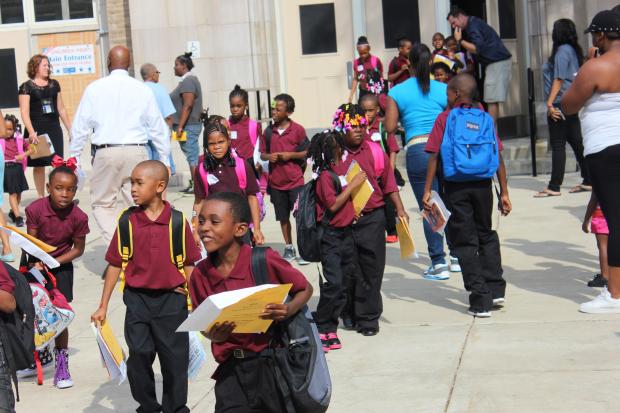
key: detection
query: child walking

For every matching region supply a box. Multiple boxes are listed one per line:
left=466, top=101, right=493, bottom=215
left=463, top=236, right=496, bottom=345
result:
left=259, top=94, right=309, bottom=261
left=2, top=115, right=34, bottom=227
left=24, top=159, right=89, bottom=388
left=189, top=191, right=313, bottom=412
left=192, top=118, right=264, bottom=246
left=349, top=36, right=385, bottom=103
left=583, top=192, right=609, bottom=288
left=333, top=103, right=408, bottom=335
left=423, top=73, right=512, bottom=317
left=92, top=160, right=201, bottom=413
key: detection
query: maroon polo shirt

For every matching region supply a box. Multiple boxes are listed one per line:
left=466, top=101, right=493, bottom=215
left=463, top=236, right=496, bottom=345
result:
left=315, top=164, right=356, bottom=228
left=388, top=55, right=411, bottom=86
left=194, top=156, right=260, bottom=200
left=259, top=120, right=308, bottom=191
left=342, top=140, right=398, bottom=213
left=366, top=118, right=400, bottom=154
left=228, top=116, right=262, bottom=160
left=189, top=244, right=308, bottom=364
left=354, top=55, right=384, bottom=92
left=425, top=103, right=504, bottom=154
left=105, top=201, right=201, bottom=290
left=26, top=197, right=90, bottom=258
left=0, top=264, right=14, bottom=294
left=3, top=137, right=29, bottom=162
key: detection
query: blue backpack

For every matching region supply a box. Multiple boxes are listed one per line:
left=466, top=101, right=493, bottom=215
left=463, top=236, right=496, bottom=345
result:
left=440, top=106, right=499, bottom=182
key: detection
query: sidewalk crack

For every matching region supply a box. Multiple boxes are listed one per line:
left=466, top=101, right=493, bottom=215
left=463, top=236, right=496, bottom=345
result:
left=444, top=317, right=475, bottom=413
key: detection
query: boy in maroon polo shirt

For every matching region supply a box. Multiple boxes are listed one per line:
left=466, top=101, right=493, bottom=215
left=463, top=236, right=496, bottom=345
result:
left=387, top=36, right=412, bottom=87
left=91, top=160, right=201, bottom=413
left=333, top=103, right=408, bottom=336
left=260, top=94, right=309, bottom=261
left=422, top=74, right=512, bottom=317
left=190, top=192, right=312, bottom=412
left=0, top=264, right=16, bottom=411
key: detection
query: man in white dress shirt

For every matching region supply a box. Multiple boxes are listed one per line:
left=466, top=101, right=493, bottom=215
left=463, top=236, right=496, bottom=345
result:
left=70, top=46, right=170, bottom=243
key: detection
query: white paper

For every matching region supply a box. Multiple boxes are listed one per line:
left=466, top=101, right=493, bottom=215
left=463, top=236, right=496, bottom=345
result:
left=187, top=331, right=207, bottom=380
left=206, top=174, right=219, bottom=185
left=91, top=324, right=127, bottom=385
left=2, top=227, right=59, bottom=268
left=420, top=190, right=451, bottom=234
left=338, top=175, right=348, bottom=187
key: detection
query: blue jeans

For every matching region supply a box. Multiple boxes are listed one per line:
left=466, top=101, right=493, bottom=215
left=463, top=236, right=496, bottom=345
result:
left=176, top=122, right=202, bottom=168
left=146, top=141, right=176, bottom=175
left=406, top=143, right=446, bottom=266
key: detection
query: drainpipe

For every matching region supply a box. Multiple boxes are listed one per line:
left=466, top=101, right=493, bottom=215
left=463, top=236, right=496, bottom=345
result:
left=274, top=0, right=287, bottom=92
left=97, top=0, right=109, bottom=75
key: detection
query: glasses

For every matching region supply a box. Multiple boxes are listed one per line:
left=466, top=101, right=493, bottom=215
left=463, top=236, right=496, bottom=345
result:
left=155, top=71, right=161, bottom=74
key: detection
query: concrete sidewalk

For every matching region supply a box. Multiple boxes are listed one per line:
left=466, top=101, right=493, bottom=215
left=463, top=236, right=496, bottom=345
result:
left=9, top=167, right=618, bottom=413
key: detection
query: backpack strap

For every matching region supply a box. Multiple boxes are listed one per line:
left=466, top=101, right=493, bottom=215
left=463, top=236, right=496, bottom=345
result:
left=0, top=322, right=21, bottom=401
left=248, top=119, right=259, bottom=147
left=169, top=208, right=192, bottom=310
left=117, top=206, right=138, bottom=292
left=232, top=154, right=247, bottom=191
left=198, top=161, right=209, bottom=198
left=322, top=170, right=342, bottom=224
left=264, top=124, right=273, bottom=154
left=368, top=141, right=385, bottom=177
left=378, top=122, right=388, bottom=154
left=250, top=247, right=269, bottom=285
left=370, top=55, right=378, bottom=69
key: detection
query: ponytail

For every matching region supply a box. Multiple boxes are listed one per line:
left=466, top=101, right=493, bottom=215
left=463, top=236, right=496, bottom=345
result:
left=410, top=43, right=432, bottom=95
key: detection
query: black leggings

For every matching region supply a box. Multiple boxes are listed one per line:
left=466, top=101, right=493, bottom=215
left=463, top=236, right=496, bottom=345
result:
left=587, top=143, right=620, bottom=266
left=547, top=114, right=589, bottom=191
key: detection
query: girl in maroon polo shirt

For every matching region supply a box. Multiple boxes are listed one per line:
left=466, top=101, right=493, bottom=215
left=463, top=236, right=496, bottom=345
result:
left=25, top=162, right=89, bottom=389
left=190, top=192, right=312, bottom=412
left=192, top=118, right=264, bottom=247
left=228, top=85, right=262, bottom=161
left=309, top=130, right=366, bottom=352
left=3, top=115, right=34, bottom=228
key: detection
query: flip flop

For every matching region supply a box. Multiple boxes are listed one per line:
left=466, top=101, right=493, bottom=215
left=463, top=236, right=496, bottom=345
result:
left=569, top=185, right=592, bottom=193
left=534, top=189, right=561, bottom=198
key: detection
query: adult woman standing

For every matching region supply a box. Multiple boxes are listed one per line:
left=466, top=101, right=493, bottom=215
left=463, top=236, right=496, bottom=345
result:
left=563, top=10, right=620, bottom=313
left=18, top=54, right=71, bottom=198
left=535, top=18, right=591, bottom=197
left=385, top=43, right=455, bottom=280
left=170, top=52, right=203, bottom=194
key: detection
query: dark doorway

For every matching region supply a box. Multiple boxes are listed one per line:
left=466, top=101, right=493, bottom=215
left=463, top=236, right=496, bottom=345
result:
left=450, top=0, right=486, bottom=21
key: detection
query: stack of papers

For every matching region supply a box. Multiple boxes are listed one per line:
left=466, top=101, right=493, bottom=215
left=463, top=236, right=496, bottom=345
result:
left=92, top=321, right=127, bottom=384
left=345, top=161, right=374, bottom=215
left=177, top=284, right=292, bottom=334
left=188, top=331, right=207, bottom=380
left=420, top=190, right=451, bottom=234
left=395, top=217, right=417, bottom=259
left=2, top=226, right=59, bottom=268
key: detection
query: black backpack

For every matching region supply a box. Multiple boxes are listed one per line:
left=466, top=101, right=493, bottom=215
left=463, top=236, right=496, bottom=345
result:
left=0, top=263, right=35, bottom=401
left=294, top=171, right=341, bottom=262
left=251, top=247, right=331, bottom=413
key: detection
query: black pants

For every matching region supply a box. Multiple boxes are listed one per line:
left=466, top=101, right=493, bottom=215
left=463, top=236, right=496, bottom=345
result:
left=444, top=180, right=505, bottom=312
left=315, top=226, right=354, bottom=333
left=350, top=208, right=387, bottom=329
left=547, top=114, right=590, bottom=192
left=587, top=144, right=620, bottom=266
left=384, top=198, right=397, bottom=236
left=214, top=356, right=287, bottom=413
left=124, top=288, right=189, bottom=413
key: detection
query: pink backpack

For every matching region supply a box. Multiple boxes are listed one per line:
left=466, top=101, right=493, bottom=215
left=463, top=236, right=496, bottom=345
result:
left=0, top=131, right=27, bottom=171
left=368, top=141, right=385, bottom=177
left=248, top=119, right=259, bottom=147
left=355, top=55, right=379, bottom=71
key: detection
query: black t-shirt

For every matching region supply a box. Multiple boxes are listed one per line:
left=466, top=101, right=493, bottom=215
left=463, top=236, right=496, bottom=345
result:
left=18, top=79, right=61, bottom=123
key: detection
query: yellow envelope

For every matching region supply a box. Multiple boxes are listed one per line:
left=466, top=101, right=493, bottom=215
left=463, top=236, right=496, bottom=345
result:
left=345, top=161, right=374, bottom=215
left=3, top=225, right=57, bottom=253
left=172, top=131, right=187, bottom=142
left=209, top=283, right=292, bottom=334
left=396, top=217, right=415, bottom=259
left=98, top=320, right=125, bottom=367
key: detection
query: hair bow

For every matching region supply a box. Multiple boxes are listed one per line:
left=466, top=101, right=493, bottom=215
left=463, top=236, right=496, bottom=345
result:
left=51, top=155, right=78, bottom=171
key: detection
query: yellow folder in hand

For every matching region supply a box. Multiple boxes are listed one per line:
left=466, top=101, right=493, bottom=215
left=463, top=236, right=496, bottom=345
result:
left=172, top=131, right=187, bottom=142
left=396, top=217, right=416, bottom=259
left=3, top=225, right=56, bottom=253
left=98, top=320, right=125, bottom=366
left=345, top=161, right=374, bottom=215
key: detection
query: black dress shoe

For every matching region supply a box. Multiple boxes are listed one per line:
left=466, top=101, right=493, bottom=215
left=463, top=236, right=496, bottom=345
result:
left=358, top=327, right=379, bottom=336
left=8, top=210, right=15, bottom=223
left=341, top=316, right=355, bottom=330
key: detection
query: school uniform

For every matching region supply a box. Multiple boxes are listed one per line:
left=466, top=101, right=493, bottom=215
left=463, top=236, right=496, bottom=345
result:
left=193, top=155, right=260, bottom=199
left=388, top=55, right=411, bottom=86
left=105, top=201, right=201, bottom=413
left=189, top=244, right=308, bottom=412
left=25, top=197, right=90, bottom=302
left=3, top=136, right=29, bottom=195
left=341, top=140, right=398, bottom=330
left=426, top=103, right=506, bottom=312
left=314, top=164, right=356, bottom=333
left=259, top=120, right=309, bottom=222
left=354, top=54, right=384, bottom=100
left=228, top=116, right=262, bottom=161
left=0, top=265, right=15, bottom=413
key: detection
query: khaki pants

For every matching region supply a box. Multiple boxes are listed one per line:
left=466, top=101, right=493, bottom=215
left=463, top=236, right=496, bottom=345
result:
left=90, top=145, right=148, bottom=244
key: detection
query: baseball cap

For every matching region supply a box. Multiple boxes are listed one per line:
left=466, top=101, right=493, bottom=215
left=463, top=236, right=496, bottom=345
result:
left=584, top=10, right=620, bottom=33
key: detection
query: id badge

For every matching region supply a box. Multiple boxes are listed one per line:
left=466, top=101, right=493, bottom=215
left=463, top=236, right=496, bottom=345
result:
left=230, top=131, right=238, bottom=140
left=339, top=175, right=348, bottom=187
left=206, top=174, right=220, bottom=185
left=41, top=98, right=54, bottom=115
left=357, top=65, right=364, bottom=72
left=371, top=132, right=382, bottom=142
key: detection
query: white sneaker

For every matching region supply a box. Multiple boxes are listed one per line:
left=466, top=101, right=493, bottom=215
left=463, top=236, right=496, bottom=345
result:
left=492, top=297, right=505, bottom=307
left=449, top=257, right=461, bottom=272
left=422, top=264, right=450, bottom=281
left=297, top=257, right=311, bottom=266
left=579, top=287, right=620, bottom=313
left=467, top=310, right=492, bottom=318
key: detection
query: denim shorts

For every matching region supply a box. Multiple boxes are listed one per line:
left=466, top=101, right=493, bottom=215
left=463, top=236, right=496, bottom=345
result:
left=176, top=122, right=202, bottom=167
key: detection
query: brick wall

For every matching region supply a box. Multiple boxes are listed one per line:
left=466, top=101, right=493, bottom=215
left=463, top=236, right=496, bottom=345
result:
left=106, top=0, right=134, bottom=72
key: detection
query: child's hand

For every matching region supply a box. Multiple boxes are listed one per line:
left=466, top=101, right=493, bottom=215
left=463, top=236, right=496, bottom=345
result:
left=422, top=191, right=432, bottom=211
left=253, top=228, right=265, bottom=245
left=255, top=163, right=263, bottom=174
left=205, top=322, right=236, bottom=343
left=279, top=152, right=291, bottom=162
left=269, top=153, right=279, bottom=163
left=91, top=307, right=107, bottom=324
left=260, top=303, right=290, bottom=321
left=396, top=208, right=410, bottom=224
left=400, top=63, right=409, bottom=71
left=582, top=218, right=591, bottom=234
left=15, top=154, right=23, bottom=161
left=173, top=286, right=187, bottom=295
left=500, top=194, right=512, bottom=216
left=350, top=171, right=367, bottom=189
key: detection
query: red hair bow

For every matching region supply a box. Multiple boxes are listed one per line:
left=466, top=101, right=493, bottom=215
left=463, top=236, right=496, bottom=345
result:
left=51, top=155, right=78, bottom=171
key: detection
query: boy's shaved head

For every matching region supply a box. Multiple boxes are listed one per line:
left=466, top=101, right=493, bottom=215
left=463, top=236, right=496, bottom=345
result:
left=449, top=73, right=477, bottom=99
left=134, top=160, right=169, bottom=185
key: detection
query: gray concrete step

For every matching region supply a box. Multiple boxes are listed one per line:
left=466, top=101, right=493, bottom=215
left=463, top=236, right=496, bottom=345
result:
left=503, top=136, right=577, bottom=176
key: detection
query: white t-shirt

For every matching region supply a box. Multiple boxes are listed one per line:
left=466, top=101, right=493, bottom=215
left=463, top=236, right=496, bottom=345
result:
left=580, top=92, right=620, bottom=156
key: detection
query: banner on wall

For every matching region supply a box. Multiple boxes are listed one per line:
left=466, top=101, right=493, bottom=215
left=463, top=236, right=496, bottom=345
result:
left=42, top=44, right=95, bottom=76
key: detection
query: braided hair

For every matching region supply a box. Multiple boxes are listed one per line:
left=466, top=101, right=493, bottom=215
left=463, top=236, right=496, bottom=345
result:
left=331, top=103, right=367, bottom=133
left=229, top=84, right=249, bottom=105
left=308, top=129, right=345, bottom=173
left=202, top=117, right=235, bottom=172
left=3, top=114, right=20, bottom=133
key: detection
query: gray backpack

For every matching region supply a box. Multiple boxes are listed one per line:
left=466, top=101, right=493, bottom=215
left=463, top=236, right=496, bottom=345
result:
left=251, top=247, right=331, bottom=413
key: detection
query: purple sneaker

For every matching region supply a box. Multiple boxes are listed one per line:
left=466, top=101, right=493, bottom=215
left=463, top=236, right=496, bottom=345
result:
left=54, top=348, right=73, bottom=389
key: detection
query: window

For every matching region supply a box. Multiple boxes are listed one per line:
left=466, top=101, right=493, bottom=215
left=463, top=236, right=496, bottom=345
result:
left=0, top=0, right=24, bottom=24
left=299, top=3, right=337, bottom=55
left=34, top=0, right=94, bottom=22
left=382, top=0, right=420, bottom=48
left=0, top=49, right=19, bottom=109
left=498, top=0, right=516, bottom=39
